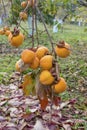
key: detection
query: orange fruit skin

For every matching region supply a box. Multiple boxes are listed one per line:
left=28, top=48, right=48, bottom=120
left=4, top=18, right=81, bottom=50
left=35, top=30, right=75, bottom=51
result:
left=21, top=49, right=35, bottom=64
left=40, top=55, right=53, bottom=70
left=55, top=43, right=71, bottom=58
left=54, top=77, right=67, bottom=93
left=28, top=0, right=35, bottom=7
left=21, top=1, right=27, bottom=8
left=3, top=26, right=10, bottom=31
left=40, top=70, right=54, bottom=85
left=19, top=12, right=27, bottom=20
left=30, top=56, right=39, bottom=69
left=8, top=32, right=24, bottom=47
left=0, top=29, right=5, bottom=35
left=5, top=30, right=11, bottom=36
left=15, top=59, right=29, bottom=72
left=36, top=46, right=49, bottom=59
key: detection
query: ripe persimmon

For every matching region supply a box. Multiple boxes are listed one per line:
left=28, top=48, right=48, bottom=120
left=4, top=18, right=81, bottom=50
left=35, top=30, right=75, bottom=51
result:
left=30, top=56, right=39, bottom=69
left=0, top=29, right=5, bottom=35
left=55, top=41, right=71, bottom=58
left=28, top=0, right=36, bottom=7
left=5, top=30, right=11, bottom=36
left=15, top=59, right=29, bottom=72
left=8, top=32, right=24, bottom=47
left=39, top=70, right=54, bottom=85
left=3, top=26, right=10, bottom=31
left=36, top=46, right=49, bottom=59
left=40, top=55, right=53, bottom=70
left=53, top=77, right=67, bottom=93
left=21, top=1, right=27, bottom=8
left=19, top=12, right=27, bottom=20
left=21, top=49, right=35, bottom=64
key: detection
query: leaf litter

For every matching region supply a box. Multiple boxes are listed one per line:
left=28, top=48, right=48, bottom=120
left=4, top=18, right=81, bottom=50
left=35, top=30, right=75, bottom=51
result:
left=0, top=83, right=87, bottom=130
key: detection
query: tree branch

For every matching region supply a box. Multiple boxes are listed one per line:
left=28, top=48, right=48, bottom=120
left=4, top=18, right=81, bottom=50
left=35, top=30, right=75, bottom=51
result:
left=36, top=6, right=55, bottom=54
left=2, top=0, right=7, bottom=16
left=77, top=0, right=87, bottom=7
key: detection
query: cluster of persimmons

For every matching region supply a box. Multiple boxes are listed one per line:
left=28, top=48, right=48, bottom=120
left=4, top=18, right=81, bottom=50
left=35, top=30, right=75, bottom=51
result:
left=0, top=0, right=71, bottom=109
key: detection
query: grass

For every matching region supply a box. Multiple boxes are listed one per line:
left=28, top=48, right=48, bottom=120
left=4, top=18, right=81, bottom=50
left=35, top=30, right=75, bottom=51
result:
left=0, top=54, right=19, bottom=84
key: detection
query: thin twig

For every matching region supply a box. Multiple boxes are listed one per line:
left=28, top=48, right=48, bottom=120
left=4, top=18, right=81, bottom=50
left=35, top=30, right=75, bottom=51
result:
left=31, top=4, right=35, bottom=47
left=36, top=6, right=55, bottom=53
left=2, top=0, right=7, bottom=16
left=23, top=1, right=29, bottom=13
left=20, top=25, right=28, bottom=35
left=16, top=1, right=29, bottom=29
left=35, top=3, right=40, bottom=46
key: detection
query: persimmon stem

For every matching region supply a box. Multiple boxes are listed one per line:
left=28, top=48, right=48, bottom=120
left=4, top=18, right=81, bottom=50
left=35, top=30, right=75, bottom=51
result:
left=23, top=1, right=29, bottom=13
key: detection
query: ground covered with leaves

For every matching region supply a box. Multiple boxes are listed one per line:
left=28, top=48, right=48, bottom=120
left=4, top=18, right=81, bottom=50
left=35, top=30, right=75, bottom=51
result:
left=0, top=82, right=87, bottom=130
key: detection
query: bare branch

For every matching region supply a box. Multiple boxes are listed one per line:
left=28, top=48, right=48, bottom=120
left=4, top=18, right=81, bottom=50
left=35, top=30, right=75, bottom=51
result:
left=77, top=0, right=87, bottom=7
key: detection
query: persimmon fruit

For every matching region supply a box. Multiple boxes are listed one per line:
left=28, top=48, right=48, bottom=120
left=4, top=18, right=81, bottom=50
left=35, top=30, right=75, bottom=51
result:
left=30, top=56, right=39, bottom=69
left=15, top=59, right=29, bottom=72
left=21, top=1, right=27, bottom=8
left=5, top=30, right=11, bottom=36
left=19, top=12, right=27, bottom=20
left=3, top=26, right=10, bottom=31
left=28, top=0, right=36, bottom=7
left=40, top=55, right=53, bottom=70
left=53, top=77, right=67, bottom=93
left=21, top=49, right=35, bottom=64
left=8, top=32, right=24, bottom=47
left=55, top=41, right=71, bottom=58
left=39, top=70, right=54, bottom=85
left=0, top=29, right=5, bottom=35
left=36, top=46, right=49, bottom=59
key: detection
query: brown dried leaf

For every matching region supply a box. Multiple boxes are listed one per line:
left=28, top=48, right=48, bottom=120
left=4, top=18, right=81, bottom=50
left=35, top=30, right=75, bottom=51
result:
left=53, top=96, right=61, bottom=106
left=39, top=96, right=48, bottom=110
